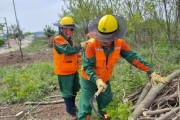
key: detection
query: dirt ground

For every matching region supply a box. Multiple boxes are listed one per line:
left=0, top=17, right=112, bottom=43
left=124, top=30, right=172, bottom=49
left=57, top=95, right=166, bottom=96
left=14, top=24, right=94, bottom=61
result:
left=0, top=47, right=77, bottom=120
left=0, top=49, right=53, bottom=67
left=0, top=100, right=77, bottom=120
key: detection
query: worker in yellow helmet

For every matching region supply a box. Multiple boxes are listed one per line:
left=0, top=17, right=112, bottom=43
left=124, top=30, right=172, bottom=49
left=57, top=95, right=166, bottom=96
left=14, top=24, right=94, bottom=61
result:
left=78, top=14, right=167, bottom=120
left=53, top=16, right=87, bottom=119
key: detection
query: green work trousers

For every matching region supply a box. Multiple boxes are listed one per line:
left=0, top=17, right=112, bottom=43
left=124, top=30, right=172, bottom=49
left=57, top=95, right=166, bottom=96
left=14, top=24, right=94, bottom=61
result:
left=78, top=77, right=112, bottom=120
left=58, top=72, right=80, bottom=98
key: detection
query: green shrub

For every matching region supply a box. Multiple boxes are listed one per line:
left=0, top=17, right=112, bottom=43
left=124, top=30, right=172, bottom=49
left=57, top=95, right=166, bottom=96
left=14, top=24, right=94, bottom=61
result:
left=105, top=100, right=132, bottom=120
left=0, top=37, right=4, bottom=46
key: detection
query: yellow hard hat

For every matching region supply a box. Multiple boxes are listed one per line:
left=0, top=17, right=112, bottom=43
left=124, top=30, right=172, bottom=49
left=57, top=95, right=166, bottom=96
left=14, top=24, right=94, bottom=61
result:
left=53, top=16, right=76, bottom=28
left=88, top=14, right=127, bottom=42
left=98, top=14, right=118, bottom=34
left=60, top=16, right=74, bottom=26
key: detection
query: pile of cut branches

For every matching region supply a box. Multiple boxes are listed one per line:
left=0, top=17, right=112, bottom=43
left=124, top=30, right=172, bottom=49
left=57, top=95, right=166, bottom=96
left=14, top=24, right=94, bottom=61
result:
left=123, top=70, right=180, bottom=120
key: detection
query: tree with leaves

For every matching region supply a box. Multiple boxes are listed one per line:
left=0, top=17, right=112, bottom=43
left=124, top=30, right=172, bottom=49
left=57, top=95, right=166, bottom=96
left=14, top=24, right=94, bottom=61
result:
left=43, top=25, right=56, bottom=47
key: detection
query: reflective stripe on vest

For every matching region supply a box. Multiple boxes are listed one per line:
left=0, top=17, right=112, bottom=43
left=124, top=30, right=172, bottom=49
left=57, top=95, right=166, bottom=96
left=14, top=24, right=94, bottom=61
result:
left=53, top=35, right=78, bottom=75
left=81, top=39, right=123, bottom=83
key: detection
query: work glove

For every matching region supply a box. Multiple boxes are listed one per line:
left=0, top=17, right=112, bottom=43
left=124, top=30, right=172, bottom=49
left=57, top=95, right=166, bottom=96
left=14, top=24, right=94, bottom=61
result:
left=150, top=72, right=167, bottom=85
left=96, top=79, right=107, bottom=92
left=80, top=41, right=87, bottom=49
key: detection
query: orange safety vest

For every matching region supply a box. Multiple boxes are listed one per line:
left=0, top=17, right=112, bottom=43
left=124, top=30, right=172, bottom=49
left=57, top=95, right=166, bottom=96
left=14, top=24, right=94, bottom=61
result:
left=53, top=35, right=79, bottom=75
left=81, top=38, right=123, bottom=83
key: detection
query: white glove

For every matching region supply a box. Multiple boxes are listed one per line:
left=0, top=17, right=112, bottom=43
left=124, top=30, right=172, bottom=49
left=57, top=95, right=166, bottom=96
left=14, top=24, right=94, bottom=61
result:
left=96, top=79, right=107, bottom=92
left=150, top=72, right=167, bottom=85
left=80, top=42, right=88, bottom=48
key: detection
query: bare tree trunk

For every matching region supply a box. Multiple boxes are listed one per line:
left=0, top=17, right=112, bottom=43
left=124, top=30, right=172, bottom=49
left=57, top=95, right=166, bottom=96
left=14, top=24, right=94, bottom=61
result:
left=162, top=0, right=171, bottom=41
left=173, top=0, right=180, bottom=41
left=13, top=0, right=23, bottom=60
left=18, top=36, right=23, bottom=60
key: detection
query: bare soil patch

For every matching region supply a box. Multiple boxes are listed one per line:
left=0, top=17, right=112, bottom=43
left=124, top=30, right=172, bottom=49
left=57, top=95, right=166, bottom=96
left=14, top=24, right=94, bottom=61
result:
left=0, top=49, right=53, bottom=67
left=0, top=100, right=77, bottom=120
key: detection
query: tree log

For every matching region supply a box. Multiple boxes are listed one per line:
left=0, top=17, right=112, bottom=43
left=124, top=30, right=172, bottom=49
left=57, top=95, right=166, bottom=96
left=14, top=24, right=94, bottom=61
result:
left=136, top=81, right=152, bottom=106
left=128, top=70, right=180, bottom=120
left=143, top=108, right=172, bottom=116
left=24, top=100, right=64, bottom=105
left=155, top=107, right=180, bottom=120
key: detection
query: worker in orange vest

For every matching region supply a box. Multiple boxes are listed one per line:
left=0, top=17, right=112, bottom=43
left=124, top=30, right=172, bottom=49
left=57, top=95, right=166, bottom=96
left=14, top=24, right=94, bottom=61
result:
left=78, top=14, right=167, bottom=120
left=53, top=16, right=87, bottom=119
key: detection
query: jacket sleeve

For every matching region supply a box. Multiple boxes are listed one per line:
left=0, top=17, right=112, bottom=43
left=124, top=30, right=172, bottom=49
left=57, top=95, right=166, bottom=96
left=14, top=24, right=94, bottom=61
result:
left=120, top=40, right=154, bottom=75
left=83, top=43, right=99, bottom=83
left=54, top=37, right=82, bottom=55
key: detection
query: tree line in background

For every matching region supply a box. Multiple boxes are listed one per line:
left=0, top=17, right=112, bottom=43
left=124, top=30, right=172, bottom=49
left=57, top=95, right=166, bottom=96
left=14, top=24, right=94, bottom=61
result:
left=0, top=24, right=29, bottom=42
left=61, top=0, right=180, bottom=44
left=1, top=0, right=179, bottom=46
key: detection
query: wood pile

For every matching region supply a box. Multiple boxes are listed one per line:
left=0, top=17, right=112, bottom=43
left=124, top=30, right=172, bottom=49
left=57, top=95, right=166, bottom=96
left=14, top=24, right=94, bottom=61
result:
left=123, top=70, right=180, bottom=120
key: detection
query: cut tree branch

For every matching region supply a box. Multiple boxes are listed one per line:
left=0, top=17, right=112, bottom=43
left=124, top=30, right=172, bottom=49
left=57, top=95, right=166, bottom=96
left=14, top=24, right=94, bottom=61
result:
left=143, top=108, right=172, bottom=116
left=123, top=88, right=142, bottom=103
left=156, top=107, right=180, bottom=120
left=136, top=81, right=152, bottom=106
left=128, top=70, right=180, bottom=120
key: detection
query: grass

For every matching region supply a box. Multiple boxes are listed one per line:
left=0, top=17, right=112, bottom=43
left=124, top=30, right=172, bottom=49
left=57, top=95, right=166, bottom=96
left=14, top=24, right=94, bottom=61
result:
left=0, top=38, right=57, bottom=104
left=23, top=38, right=49, bottom=52
left=0, top=62, right=57, bottom=104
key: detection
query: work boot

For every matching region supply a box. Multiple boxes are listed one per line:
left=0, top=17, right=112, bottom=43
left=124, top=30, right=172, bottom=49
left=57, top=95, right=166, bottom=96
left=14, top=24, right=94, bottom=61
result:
left=72, top=96, right=78, bottom=113
left=64, top=98, right=76, bottom=116
left=72, top=96, right=76, bottom=107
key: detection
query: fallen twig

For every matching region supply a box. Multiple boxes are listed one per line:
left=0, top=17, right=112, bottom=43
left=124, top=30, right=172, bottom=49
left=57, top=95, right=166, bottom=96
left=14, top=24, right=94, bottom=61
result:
left=143, top=108, right=172, bottom=116
left=123, top=88, right=142, bottom=103
left=137, top=116, right=155, bottom=120
left=155, top=107, right=180, bottom=120
left=24, top=99, right=64, bottom=105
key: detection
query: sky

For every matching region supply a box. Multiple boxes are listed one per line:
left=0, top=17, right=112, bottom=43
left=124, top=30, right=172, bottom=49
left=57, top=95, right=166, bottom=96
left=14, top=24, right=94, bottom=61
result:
left=0, top=0, right=65, bottom=32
